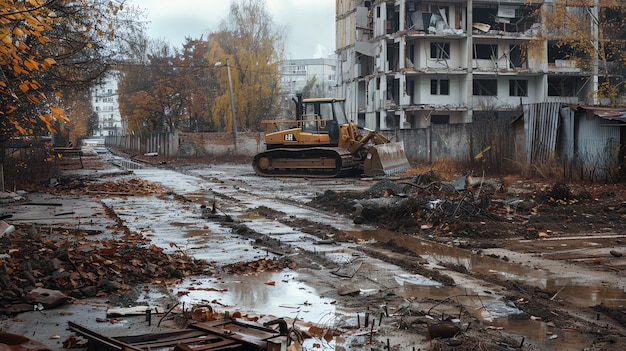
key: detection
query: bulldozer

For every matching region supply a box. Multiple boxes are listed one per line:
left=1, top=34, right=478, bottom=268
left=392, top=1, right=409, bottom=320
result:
left=252, top=95, right=411, bottom=177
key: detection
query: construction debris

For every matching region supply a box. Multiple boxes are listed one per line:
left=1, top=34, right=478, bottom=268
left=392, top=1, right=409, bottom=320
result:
left=68, top=317, right=305, bottom=351
left=310, top=176, right=602, bottom=238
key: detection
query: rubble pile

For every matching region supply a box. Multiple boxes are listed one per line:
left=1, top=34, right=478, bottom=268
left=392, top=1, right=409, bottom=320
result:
left=310, top=174, right=610, bottom=238
left=0, top=226, right=214, bottom=314
left=311, top=175, right=507, bottom=233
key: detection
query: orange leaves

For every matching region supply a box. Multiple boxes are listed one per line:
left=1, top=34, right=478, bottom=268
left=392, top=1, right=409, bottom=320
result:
left=23, top=57, right=40, bottom=71
left=26, top=0, right=46, bottom=8
left=0, top=1, right=67, bottom=135
left=18, top=79, right=43, bottom=92
left=37, top=35, right=50, bottom=44
left=0, top=0, right=128, bottom=137
left=12, top=27, right=25, bottom=37
left=43, top=57, right=56, bottom=67
left=50, top=105, right=68, bottom=122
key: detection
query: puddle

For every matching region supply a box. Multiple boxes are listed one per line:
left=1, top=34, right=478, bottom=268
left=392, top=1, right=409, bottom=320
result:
left=344, top=229, right=626, bottom=309
left=175, top=271, right=339, bottom=350
left=341, top=229, right=620, bottom=350
left=176, top=271, right=336, bottom=323
left=488, top=318, right=594, bottom=351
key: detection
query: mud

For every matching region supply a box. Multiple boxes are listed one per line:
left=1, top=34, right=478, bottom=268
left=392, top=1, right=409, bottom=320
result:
left=1, top=150, right=626, bottom=351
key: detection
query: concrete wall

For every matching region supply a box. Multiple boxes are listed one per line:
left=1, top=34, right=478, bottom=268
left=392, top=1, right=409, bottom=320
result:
left=179, top=132, right=265, bottom=157
left=398, top=123, right=471, bottom=163
left=108, top=129, right=474, bottom=164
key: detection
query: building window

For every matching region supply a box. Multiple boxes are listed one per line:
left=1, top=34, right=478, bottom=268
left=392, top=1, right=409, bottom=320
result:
left=430, top=79, right=450, bottom=95
left=509, top=80, right=528, bottom=96
left=473, top=44, right=498, bottom=60
left=430, top=42, right=450, bottom=59
left=431, top=115, right=450, bottom=124
left=548, top=76, right=580, bottom=96
left=473, top=79, right=498, bottom=96
left=509, top=45, right=523, bottom=68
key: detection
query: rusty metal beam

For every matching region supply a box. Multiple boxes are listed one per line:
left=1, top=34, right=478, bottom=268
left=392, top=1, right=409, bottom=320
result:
left=68, top=322, right=245, bottom=351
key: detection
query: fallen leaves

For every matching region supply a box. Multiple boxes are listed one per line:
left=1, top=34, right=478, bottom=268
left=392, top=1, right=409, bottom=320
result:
left=0, top=226, right=214, bottom=311
left=63, top=335, right=89, bottom=349
left=86, top=178, right=170, bottom=196
left=222, top=258, right=296, bottom=275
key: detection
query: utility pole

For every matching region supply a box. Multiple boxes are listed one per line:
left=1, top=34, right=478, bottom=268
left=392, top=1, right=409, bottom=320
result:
left=226, top=59, right=237, bottom=152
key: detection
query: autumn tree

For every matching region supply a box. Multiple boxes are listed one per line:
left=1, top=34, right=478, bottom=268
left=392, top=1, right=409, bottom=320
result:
left=60, top=88, right=98, bottom=144
left=530, top=0, right=626, bottom=106
left=118, top=38, right=214, bottom=135
left=0, top=0, right=67, bottom=140
left=207, top=0, right=285, bottom=132
left=180, top=38, right=215, bottom=132
left=0, top=1, right=133, bottom=138
left=0, top=0, right=141, bottom=189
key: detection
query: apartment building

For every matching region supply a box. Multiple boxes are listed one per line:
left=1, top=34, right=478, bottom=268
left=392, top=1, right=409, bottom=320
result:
left=91, top=72, right=123, bottom=137
left=280, top=58, right=339, bottom=97
left=336, top=0, right=596, bottom=131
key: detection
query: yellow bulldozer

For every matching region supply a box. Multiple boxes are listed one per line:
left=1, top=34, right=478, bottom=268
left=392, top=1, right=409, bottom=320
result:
left=252, top=95, right=411, bottom=177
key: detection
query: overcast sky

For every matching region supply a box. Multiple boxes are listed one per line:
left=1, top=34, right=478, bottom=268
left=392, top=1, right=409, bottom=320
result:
left=127, top=0, right=336, bottom=59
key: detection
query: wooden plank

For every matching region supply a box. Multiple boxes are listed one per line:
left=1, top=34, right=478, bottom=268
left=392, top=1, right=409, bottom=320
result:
left=116, top=329, right=205, bottom=343
left=127, top=335, right=223, bottom=348
left=68, top=321, right=143, bottom=351
left=190, top=322, right=277, bottom=349
left=177, top=338, right=241, bottom=351
left=134, top=336, right=236, bottom=349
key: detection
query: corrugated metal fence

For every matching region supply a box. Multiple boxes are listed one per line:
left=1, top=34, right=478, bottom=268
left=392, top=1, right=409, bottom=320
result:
left=524, top=102, right=561, bottom=164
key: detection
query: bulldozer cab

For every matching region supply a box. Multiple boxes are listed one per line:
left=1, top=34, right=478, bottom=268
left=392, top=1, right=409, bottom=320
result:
left=300, top=98, right=347, bottom=141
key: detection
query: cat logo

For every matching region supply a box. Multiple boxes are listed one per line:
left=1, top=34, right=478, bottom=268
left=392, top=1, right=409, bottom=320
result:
left=284, top=134, right=295, bottom=141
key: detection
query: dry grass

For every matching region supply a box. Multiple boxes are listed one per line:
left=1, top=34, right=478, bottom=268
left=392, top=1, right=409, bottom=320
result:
left=403, top=158, right=466, bottom=181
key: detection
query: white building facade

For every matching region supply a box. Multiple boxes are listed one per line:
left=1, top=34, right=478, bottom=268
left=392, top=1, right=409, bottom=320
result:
left=280, top=58, right=339, bottom=97
left=91, top=73, right=123, bottom=136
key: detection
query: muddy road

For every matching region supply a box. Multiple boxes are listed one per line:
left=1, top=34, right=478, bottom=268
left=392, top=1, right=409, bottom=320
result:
left=1, top=150, right=626, bottom=351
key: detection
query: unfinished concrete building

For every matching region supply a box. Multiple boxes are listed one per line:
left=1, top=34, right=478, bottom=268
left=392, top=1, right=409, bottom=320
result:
left=335, top=0, right=596, bottom=134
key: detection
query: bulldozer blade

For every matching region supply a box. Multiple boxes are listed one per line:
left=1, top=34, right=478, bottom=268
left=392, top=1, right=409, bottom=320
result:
left=364, top=142, right=411, bottom=176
